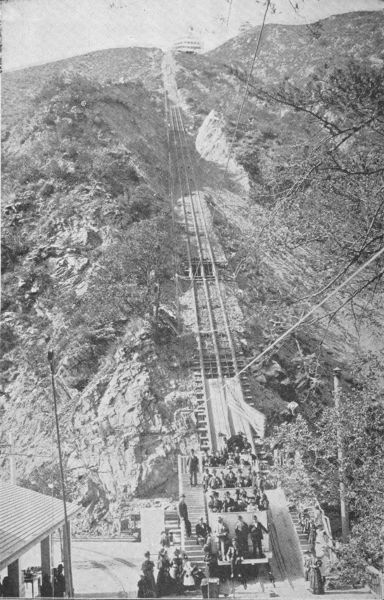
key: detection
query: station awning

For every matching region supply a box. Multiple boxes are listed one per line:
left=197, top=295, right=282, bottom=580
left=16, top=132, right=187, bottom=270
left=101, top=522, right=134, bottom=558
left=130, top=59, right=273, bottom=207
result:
left=0, top=481, right=80, bottom=570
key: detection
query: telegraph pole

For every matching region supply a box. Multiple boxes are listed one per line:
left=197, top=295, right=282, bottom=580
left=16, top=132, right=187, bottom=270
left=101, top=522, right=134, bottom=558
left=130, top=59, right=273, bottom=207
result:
left=48, top=350, right=74, bottom=598
left=8, top=432, right=16, bottom=484
left=333, top=367, right=350, bottom=541
left=380, top=524, right=384, bottom=600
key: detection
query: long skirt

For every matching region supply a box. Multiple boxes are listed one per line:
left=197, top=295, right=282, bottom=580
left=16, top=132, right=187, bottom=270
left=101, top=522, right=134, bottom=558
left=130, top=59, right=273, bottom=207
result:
left=157, top=568, right=173, bottom=597
left=309, top=567, right=324, bottom=594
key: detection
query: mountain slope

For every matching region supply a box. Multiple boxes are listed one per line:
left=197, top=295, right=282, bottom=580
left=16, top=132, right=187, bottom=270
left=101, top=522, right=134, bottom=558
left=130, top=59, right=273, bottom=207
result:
left=1, top=50, right=198, bottom=529
left=1, top=12, right=383, bottom=539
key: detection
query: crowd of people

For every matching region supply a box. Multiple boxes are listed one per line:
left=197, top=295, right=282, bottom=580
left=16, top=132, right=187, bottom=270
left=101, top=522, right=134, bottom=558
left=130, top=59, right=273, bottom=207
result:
left=201, top=514, right=271, bottom=589
left=137, top=546, right=205, bottom=598
left=300, top=507, right=336, bottom=595
left=203, top=466, right=254, bottom=490
left=201, top=435, right=256, bottom=470
left=207, top=487, right=269, bottom=512
left=136, top=436, right=273, bottom=596
left=210, top=514, right=268, bottom=561
left=0, top=563, right=65, bottom=598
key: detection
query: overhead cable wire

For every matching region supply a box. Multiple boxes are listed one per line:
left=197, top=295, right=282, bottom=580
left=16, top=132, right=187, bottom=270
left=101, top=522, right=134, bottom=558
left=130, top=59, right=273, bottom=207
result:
left=223, top=0, right=271, bottom=177
left=226, top=0, right=234, bottom=28
left=232, top=245, right=384, bottom=380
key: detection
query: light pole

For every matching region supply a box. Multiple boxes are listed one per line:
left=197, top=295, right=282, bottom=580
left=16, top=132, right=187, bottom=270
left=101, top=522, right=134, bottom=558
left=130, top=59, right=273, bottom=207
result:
left=48, top=350, right=74, bottom=598
left=380, top=525, right=384, bottom=600
left=333, top=367, right=350, bottom=541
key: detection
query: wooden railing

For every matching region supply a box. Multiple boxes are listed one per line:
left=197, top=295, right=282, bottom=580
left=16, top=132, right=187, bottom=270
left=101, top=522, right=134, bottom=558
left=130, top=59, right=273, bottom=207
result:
left=366, top=565, right=383, bottom=598
left=274, top=451, right=337, bottom=563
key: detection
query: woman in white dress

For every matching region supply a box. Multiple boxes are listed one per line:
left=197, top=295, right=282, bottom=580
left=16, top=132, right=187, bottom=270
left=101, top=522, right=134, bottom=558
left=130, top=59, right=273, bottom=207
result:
left=182, top=555, right=196, bottom=590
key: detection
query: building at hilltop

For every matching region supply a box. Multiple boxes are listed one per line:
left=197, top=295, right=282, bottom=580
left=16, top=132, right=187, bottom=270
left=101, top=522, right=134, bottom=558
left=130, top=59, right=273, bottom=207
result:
left=173, top=26, right=203, bottom=54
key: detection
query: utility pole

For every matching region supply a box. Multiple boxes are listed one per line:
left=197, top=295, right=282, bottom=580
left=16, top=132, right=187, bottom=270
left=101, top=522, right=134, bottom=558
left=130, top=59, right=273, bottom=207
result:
left=380, top=524, right=384, bottom=600
left=8, top=432, right=16, bottom=485
left=333, top=367, right=350, bottom=541
left=48, top=350, right=74, bottom=598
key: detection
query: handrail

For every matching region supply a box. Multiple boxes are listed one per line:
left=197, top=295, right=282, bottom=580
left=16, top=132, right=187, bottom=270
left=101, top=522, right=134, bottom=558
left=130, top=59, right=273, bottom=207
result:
left=177, top=455, right=185, bottom=550
left=366, top=565, right=383, bottom=598
left=274, top=452, right=337, bottom=563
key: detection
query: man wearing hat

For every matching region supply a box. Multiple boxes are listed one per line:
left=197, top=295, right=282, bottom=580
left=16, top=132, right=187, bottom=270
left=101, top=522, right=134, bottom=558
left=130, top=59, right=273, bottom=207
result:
left=202, top=467, right=211, bottom=492
left=208, top=491, right=222, bottom=512
left=234, top=515, right=249, bottom=557
left=224, top=466, right=237, bottom=488
left=208, top=469, right=222, bottom=490
left=249, top=514, right=268, bottom=558
left=186, top=448, right=199, bottom=487
left=178, top=494, right=191, bottom=537
left=247, top=497, right=258, bottom=512
left=226, top=453, right=236, bottom=468
left=215, top=516, right=229, bottom=559
left=235, top=468, right=245, bottom=488
left=223, top=491, right=235, bottom=512
left=196, top=517, right=210, bottom=546
left=243, top=469, right=253, bottom=488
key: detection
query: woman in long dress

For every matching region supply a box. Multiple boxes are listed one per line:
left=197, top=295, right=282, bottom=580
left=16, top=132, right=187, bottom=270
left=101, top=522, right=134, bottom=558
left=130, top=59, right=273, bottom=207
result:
left=157, top=548, right=171, bottom=597
left=182, top=555, right=196, bottom=590
left=141, top=551, right=157, bottom=598
left=309, top=558, right=325, bottom=594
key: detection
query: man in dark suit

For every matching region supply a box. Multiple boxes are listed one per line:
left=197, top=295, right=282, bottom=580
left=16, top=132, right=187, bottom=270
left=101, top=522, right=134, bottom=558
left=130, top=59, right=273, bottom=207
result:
left=223, top=491, right=235, bottom=512
left=195, top=517, right=210, bottom=545
left=234, top=515, right=249, bottom=557
left=187, top=449, right=199, bottom=486
left=178, top=494, right=191, bottom=537
left=224, top=466, right=237, bottom=488
left=249, top=515, right=268, bottom=558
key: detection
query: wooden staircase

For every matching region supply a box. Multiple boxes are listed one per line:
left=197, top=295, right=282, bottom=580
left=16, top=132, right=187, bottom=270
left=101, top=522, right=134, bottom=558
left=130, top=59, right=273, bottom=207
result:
left=180, top=472, right=207, bottom=568
left=289, top=506, right=311, bottom=554
left=164, top=508, right=182, bottom=546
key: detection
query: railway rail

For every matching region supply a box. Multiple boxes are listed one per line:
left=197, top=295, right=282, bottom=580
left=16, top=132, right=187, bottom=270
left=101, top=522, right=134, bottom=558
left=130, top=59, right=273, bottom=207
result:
left=162, top=56, right=308, bottom=586
left=165, top=92, right=264, bottom=453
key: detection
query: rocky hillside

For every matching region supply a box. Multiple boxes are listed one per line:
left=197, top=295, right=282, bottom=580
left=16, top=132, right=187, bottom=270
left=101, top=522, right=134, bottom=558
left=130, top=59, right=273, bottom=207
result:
left=1, top=48, right=198, bottom=530
left=1, top=12, right=383, bottom=539
left=175, top=10, right=384, bottom=417
left=2, top=47, right=163, bottom=129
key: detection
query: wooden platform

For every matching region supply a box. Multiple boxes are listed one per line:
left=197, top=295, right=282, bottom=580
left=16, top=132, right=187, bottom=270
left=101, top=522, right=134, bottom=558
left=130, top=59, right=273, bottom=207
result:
left=218, top=552, right=272, bottom=566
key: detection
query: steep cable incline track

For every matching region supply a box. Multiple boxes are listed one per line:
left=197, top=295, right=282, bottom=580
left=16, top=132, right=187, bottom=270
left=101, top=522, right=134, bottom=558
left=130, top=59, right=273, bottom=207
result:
left=163, top=53, right=305, bottom=588
left=167, top=95, right=262, bottom=450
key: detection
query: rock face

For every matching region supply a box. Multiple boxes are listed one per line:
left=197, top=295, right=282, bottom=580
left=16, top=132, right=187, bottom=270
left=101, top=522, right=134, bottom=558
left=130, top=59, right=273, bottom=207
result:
left=195, top=110, right=249, bottom=193
left=1, top=317, right=197, bottom=530
left=0, top=54, right=198, bottom=531
left=66, top=325, right=197, bottom=522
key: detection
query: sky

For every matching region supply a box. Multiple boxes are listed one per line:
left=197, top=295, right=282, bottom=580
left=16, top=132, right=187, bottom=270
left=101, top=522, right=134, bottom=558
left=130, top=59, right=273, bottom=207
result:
left=2, top=0, right=384, bottom=71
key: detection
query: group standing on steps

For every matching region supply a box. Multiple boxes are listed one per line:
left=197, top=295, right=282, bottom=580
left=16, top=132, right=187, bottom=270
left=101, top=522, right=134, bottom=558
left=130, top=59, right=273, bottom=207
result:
left=173, top=443, right=274, bottom=591
left=300, top=506, right=336, bottom=595
left=137, top=547, right=205, bottom=597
